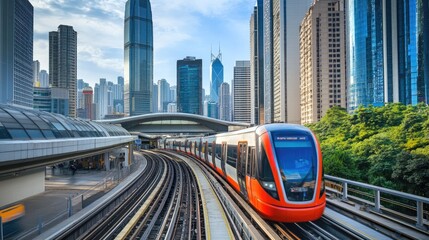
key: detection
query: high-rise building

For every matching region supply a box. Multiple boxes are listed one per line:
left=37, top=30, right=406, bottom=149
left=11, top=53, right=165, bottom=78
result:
left=158, top=79, right=170, bottom=112
left=169, top=86, right=177, bottom=103
left=177, top=57, right=203, bottom=115
left=76, top=79, right=85, bottom=110
left=300, top=0, right=346, bottom=124
left=33, top=87, right=51, bottom=112
left=210, top=48, right=224, bottom=105
left=39, top=70, right=49, bottom=88
left=232, top=61, right=251, bottom=123
left=33, top=60, right=40, bottom=86
left=263, top=0, right=313, bottom=123
left=124, top=0, right=153, bottom=115
left=206, top=101, right=219, bottom=119
left=49, top=25, right=77, bottom=117
left=250, top=0, right=264, bottom=125
left=0, top=0, right=34, bottom=107
left=82, top=87, right=93, bottom=120
left=219, top=82, right=231, bottom=121
left=152, top=83, right=158, bottom=113
left=348, top=0, right=429, bottom=111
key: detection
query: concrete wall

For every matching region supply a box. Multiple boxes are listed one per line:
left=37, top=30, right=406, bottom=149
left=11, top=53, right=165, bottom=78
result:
left=0, top=168, right=44, bottom=207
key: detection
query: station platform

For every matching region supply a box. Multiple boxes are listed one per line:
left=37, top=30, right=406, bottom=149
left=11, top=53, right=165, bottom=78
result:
left=171, top=152, right=233, bottom=240
left=4, top=152, right=146, bottom=240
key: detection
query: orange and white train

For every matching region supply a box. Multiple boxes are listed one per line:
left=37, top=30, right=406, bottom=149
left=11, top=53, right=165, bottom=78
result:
left=162, top=124, right=325, bottom=222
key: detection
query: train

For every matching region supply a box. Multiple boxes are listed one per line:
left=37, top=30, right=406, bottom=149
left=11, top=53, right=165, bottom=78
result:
left=161, top=124, right=326, bottom=222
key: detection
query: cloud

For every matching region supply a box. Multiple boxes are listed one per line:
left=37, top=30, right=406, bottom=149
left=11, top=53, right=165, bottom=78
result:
left=30, top=0, right=255, bottom=89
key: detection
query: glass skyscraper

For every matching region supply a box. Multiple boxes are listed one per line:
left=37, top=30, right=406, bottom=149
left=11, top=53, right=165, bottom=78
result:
left=210, top=49, right=223, bottom=104
left=124, top=0, right=153, bottom=116
left=177, top=57, right=203, bottom=115
left=49, top=25, right=77, bottom=117
left=0, top=0, right=34, bottom=108
left=348, top=0, right=429, bottom=111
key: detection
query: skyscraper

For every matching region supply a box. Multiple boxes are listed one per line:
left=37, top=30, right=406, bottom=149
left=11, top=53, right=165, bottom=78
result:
left=347, top=0, right=429, bottom=110
left=219, top=82, right=231, bottom=121
left=49, top=25, right=77, bottom=117
left=158, top=79, right=170, bottom=112
left=83, top=87, right=93, bottom=120
left=232, top=61, right=251, bottom=123
left=39, top=70, right=49, bottom=88
left=250, top=0, right=264, bottom=125
left=33, top=60, right=40, bottom=86
left=210, top=48, right=224, bottom=105
left=152, top=83, right=158, bottom=113
left=300, top=0, right=347, bottom=124
left=124, top=0, right=153, bottom=116
left=94, top=78, right=108, bottom=119
left=177, top=57, right=203, bottom=115
left=263, top=0, right=313, bottom=123
left=0, top=0, right=34, bottom=107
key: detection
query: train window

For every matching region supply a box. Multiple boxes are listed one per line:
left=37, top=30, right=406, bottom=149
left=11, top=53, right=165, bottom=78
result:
left=215, top=144, right=222, bottom=159
left=227, top=144, right=237, bottom=167
left=259, top=145, right=274, bottom=181
left=208, top=142, right=212, bottom=155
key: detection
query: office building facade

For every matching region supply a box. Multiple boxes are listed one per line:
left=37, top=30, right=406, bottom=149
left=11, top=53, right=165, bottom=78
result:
left=0, top=0, right=34, bottom=107
left=177, top=57, right=203, bottom=115
left=300, top=0, right=347, bottom=124
left=124, top=0, right=153, bottom=115
left=210, top=49, right=224, bottom=105
left=250, top=0, right=265, bottom=125
left=49, top=25, right=77, bottom=117
left=232, top=61, right=251, bottom=123
left=347, top=0, right=429, bottom=110
left=219, top=82, right=231, bottom=121
left=263, top=0, right=313, bottom=123
left=158, top=79, right=170, bottom=112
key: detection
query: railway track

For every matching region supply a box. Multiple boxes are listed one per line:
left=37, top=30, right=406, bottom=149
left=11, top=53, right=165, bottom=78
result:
left=115, top=151, right=204, bottom=239
left=79, top=151, right=164, bottom=239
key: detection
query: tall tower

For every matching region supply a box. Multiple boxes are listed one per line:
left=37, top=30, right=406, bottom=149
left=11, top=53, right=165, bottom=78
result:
left=263, top=0, right=313, bottom=124
left=219, top=82, right=231, bottom=121
left=348, top=0, right=429, bottom=111
left=49, top=25, right=77, bottom=117
left=177, top=57, right=203, bottom=115
left=232, top=61, right=251, bottom=123
left=300, top=0, right=346, bottom=124
left=157, top=79, right=170, bottom=112
left=83, top=87, right=93, bottom=120
left=210, top=48, right=224, bottom=104
left=0, top=0, right=34, bottom=107
left=124, top=0, right=153, bottom=116
left=250, top=0, right=264, bottom=125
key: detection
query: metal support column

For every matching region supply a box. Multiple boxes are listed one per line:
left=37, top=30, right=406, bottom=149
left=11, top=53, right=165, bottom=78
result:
left=104, top=152, right=110, bottom=171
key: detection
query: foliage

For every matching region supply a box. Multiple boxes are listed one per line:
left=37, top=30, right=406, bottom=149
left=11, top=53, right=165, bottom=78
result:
left=306, top=103, right=429, bottom=197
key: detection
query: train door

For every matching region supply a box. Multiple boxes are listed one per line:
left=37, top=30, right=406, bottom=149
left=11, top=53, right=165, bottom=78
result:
left=237, top=142, right=248, bottom=199
left=247, top=147, right=256, bottom=201
left=204, top=141, right=208, bottom=162
left=221, top=142, right=227, bottom=178
left=211, top=141, right=216, bottom=169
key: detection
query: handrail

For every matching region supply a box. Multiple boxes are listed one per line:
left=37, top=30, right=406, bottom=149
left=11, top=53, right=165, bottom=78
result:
left=325, top=175, right=429, bottom=229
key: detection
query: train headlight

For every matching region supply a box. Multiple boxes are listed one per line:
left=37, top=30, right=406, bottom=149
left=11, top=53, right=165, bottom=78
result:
left=261, top=181, right=277, bottom=191
left=260, top=181, right=279, bottom=200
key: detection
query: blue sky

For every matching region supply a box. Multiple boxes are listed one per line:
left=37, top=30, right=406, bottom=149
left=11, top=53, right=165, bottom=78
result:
left=30, top=0, right=256, bottom=92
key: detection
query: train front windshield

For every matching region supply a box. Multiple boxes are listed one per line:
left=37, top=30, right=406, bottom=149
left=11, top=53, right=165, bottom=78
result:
left=272, top=132, right=317, bottom=202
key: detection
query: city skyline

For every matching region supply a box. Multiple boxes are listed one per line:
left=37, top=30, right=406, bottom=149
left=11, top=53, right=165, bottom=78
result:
left=29, top=0, right=255, bottom=92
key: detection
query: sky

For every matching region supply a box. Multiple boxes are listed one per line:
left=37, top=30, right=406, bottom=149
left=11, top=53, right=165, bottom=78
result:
left=30, top=0, right=256, bottom=92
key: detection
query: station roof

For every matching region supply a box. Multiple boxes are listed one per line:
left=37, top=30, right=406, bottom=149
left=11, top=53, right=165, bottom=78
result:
left=0, top=104, right=129, bottom=141
left=98, top=112, right=250, bottom=136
